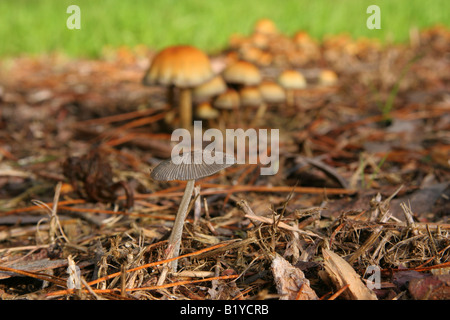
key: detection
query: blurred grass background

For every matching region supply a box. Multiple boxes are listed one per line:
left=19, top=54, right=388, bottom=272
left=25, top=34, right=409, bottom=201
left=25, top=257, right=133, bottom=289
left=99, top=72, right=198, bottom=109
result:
left=1, top=0, right=449, bottom=58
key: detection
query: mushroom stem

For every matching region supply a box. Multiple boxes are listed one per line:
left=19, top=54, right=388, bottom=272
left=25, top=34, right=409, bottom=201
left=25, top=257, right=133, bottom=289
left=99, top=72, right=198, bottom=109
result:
left=179, top=88, right=193, bottom=131
left=157, top=179, right=195, bottom=285
left=253, top=103, right=268, bottom=126
left=168, top=179, right=195, bottom=269
left=286, top=89, right=295, bottom=107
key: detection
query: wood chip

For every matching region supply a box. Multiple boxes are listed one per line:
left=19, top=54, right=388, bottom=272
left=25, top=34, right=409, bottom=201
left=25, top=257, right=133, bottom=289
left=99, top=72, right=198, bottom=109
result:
left=322, top=248, right=377, bottom=300
left=271, top=254, right=318, bottom=300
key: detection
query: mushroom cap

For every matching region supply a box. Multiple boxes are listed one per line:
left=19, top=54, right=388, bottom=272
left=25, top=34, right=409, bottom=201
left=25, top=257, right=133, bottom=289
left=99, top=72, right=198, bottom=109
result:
left=278, top=70, right=307, bottom=89
left=249, top=33, right=269, bottom=49
left=253, top=18, right=278, bottom=35
left=222, top=61, right=262, bottom=86
left=259, top=81, right=286, bottom=104
left=142, top=45, right=214, bottom=88
left=150, top=150, right=235, bottom=181
left=213, top=89, right=240, bottom=110
left=319, top=69, right=338, bottom=86
left=192, top=75, right=227, bottom=103
left=196, top=102, right=220, bottom=119
left=239, top=45, right=264, bottom=64
left=293, top=31, right=314, bottom=45
left=239, top=86, right=262, bottom=107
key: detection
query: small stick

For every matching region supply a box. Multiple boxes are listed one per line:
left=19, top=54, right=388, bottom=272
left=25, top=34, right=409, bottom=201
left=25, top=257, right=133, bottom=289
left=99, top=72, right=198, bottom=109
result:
left=120, top=265, right=127, bottom=297
left=328, top=284, right=350, bottom=300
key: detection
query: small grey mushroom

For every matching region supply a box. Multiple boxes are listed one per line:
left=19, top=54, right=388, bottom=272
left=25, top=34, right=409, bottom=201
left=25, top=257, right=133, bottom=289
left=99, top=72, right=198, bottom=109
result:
left=150, top=150, right=235, bottom=284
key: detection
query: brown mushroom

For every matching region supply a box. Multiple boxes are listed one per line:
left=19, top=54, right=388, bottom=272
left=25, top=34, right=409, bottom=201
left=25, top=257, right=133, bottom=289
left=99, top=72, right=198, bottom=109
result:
left=259, top=80, right=286, bottom=105
left=213, top=88, right=240, bottom=128
left=256, top=80, right=286, bottom=122
left=142, top=45, right=214, bottom=131
left=222, top=60, right=262, bottom=90
left=253, top=18, right=278, bottom=35
left=150, top=150, right=235, bottom=284
left=239, top=86, right=263, bottom=122
left=278, top=69, right=307, bottom=107
left=192, top=75, right=227, bottom=104
left=319, top=69, right=338, bottom=87
left=195, top=101, right=220, bottom=127
left=292, top=31, right=320, bottom=62
left=240, top=86, right=262, bottom=108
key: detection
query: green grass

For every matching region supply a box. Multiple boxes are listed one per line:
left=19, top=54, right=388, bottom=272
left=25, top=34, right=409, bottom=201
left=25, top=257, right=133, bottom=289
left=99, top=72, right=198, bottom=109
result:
left=1, top=0, right=449, bottom=58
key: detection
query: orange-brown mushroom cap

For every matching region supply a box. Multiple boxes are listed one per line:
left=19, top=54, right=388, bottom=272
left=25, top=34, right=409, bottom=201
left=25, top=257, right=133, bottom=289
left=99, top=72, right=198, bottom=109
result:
left=278, top=70, right=307, bottom=90
left=142, top=45, right=214, bottom=131
left=213, top=89, right=240, bottom=110
left=222, top=60, right=262, bottom=86
left=253, top=18, right=278, bottom=35
left=259, top=81, right=286, bottom=104
left=319, top=69, right=338, bottom=86
left=143, top=45, right=214, bottom=88
left=196, top=102, right=220, bottom=120
left=239, top=86, right=262, bottom=107
left=193, top=75, right=227, bottom=103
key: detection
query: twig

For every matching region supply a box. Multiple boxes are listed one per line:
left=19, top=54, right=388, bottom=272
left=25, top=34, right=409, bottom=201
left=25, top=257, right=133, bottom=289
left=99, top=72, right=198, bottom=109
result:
left=132, top=184, right=356, bottom=201
left=0, top=265, right=66, bottom=287
left=328, top=284, right=350, bottom=300
left=94, top=113, right=167, bottom=142
left=73, top=107, right=165, bottom=127
left=237, top=199, right=262, bottom=227
left=1, top=199, right=85, bottom=216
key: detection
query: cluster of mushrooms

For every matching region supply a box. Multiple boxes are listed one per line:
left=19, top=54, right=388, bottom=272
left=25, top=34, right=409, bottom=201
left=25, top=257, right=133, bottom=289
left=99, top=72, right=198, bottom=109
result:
left=142, top=19, right=338, bottom=132
left=141, top=19, right=339, bottom=284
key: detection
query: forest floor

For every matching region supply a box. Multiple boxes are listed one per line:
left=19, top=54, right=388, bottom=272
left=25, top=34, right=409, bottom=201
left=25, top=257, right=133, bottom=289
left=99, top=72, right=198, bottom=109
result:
left=0, top=25, right=449, bottom=300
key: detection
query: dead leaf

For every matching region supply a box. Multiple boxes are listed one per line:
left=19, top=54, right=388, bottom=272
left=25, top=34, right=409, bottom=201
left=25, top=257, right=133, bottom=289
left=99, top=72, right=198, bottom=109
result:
left=408, top=274, right=450, bottom=300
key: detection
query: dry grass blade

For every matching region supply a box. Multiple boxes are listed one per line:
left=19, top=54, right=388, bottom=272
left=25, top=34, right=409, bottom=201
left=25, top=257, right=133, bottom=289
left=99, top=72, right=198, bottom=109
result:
left=244, top=212, right=322, bottom=239
left=31, top=182, right=69, bottom=244
left=194, top=238, right=256, bottom=259
left=45, top=241, right=231, bottom=297
left=47, top=274, right=239, bottom=298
